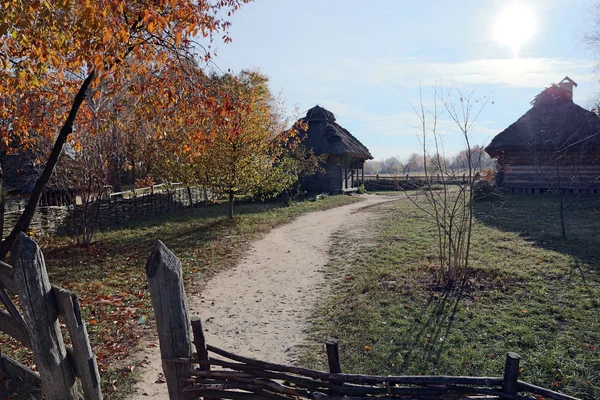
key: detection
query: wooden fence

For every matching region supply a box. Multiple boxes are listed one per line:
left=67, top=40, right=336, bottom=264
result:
left=3, top=198, right=71, bottom=238
left=0, top=233, right=101, bottom=399
left=97, top=184, right=209, bottom=227
left=145, top=241, right=581, bottom=400
left=3, top=184, right=212, bottom=238
left=363, top=174, right=470, bottom=191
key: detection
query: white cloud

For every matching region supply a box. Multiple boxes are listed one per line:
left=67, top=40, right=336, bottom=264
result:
left=314, top=98, right=501, bottom=158
left=271, top=55, right=599, bottom=160
left=341, top=57, right=596, bottom=89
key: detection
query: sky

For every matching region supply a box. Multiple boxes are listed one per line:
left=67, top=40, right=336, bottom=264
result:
left=207, top=0, right=600, bottom=160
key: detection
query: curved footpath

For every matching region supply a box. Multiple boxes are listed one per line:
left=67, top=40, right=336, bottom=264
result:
left=131, top=194, right=399, bottom=398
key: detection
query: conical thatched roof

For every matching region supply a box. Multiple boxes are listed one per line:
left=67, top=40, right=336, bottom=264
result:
left=486, top=80, right=600, bottom=158
left=296, top=105, right=373, bottom=160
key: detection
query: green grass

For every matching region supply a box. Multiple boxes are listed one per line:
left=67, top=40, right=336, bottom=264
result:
left=1, top=195, right=361, bottom=399
left=299, top=194, right=600, bottom=400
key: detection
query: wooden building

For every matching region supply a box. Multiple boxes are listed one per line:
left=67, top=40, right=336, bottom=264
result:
left=485, top=77, right=600, bottom=192
left=295, top=105, right=373, bottom=193
left=1, top=150, right=83, bottom=206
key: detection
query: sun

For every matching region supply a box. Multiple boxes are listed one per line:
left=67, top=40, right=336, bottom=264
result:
left=494, top=2, right=536, bottom=57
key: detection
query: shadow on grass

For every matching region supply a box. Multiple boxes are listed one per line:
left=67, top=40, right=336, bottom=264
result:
left=401, top=281, right=466, bottom=369
left=473, top=194, right=600, bottom=271
left=42, top=200, right=289, bottom=281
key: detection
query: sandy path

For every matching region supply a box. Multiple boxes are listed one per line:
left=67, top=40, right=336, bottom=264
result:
left=131, top=194, right=398, bottom=398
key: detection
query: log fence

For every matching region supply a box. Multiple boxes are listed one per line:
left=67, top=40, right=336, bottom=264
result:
left=0, top=233, right=101, bottom=399
left=145, top=241, right=582, bottom=400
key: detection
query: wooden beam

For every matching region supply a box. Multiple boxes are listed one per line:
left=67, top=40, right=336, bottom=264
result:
left=344, top=157, right=348, bottom=189
left=0, top=353, right=41, bottom=386
left=54, top=287, right=102, bottom=400
left=325, top=339, right=341, bottom=373
left=146, top=241, right=192, bottom=400
left=10, top=233, right=78, bottom=400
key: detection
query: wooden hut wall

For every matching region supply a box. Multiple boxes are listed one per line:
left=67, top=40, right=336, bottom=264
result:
left=497, top=152, right=600, bottom=190
left=301, top=155, right=343, bottom=194
left=300, top=153, right=366, bottom=194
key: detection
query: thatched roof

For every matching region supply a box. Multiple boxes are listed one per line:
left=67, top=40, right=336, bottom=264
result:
left=1, top=151, right=43, bottom=193
left=296, top=105, right=373, bottom=160
left=1, top=149, right=79, bottom=194
left=486, top=78, right=600, bottom=158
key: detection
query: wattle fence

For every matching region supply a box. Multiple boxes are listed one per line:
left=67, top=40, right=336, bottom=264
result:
left=3, top=184, right=211, bottom=238
left=144, top=241, right=581, bottom=400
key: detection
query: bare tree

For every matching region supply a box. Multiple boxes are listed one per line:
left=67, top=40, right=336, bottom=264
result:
left=404, top=84, right=491, bottom=284
left=57, top=83, right=116, bottom=247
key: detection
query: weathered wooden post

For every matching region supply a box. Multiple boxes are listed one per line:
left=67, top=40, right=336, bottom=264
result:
left=55, top=287, right=103, bottom=400
left=146, top=241, right=192, bottom=400
left=11, top=233, right=78, bottom=400
left=191, top=319, right=209, bottom=371
left=325, top=339, right=342, bottom=373
left=502, top=352, right=520, bottom=397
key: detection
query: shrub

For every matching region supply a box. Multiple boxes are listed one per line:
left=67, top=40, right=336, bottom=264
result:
left=473, top=180, right=498, bottom=200
left=357, top=184, right=367, bottom=194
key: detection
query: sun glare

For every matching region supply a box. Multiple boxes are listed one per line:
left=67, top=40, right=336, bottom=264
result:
left=494, top=2, right=536, bottom=57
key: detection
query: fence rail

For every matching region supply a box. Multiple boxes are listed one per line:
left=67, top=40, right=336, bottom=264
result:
left=145, top=241, right=581, bottom=400
left=0, top=233, right=101, bottom=399
left=362, top=174, right=471, bottom=191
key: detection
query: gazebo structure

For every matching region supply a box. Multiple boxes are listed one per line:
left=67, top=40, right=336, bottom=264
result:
left=485, top=77, right=600, bottom=192
left=295, top=105, right=373, bottom=193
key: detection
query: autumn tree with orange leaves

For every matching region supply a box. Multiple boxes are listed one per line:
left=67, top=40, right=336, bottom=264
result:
left=193, top=71, right=304, bottom=219
left=0, top=0, right=250, bottom=258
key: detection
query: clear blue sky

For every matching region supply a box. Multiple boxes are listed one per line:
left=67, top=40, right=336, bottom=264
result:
left=208, top=0, right=600, bottom=160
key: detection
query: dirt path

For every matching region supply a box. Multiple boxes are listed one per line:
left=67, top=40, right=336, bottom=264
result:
left=131, top=194, right=399, bottom=398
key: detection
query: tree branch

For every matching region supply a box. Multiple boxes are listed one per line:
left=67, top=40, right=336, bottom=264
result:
left=0, top=69, right=96, bottom=259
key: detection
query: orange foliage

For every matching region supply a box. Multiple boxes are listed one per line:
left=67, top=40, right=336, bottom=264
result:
left=0, top=0, right=251, bottom=151
left=0, top=0, right=252, bottom=256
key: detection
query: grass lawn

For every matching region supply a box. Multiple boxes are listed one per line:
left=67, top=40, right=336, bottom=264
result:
left=300, top=194, right=600, bottom=400
left=1, top=194, right=361, bottom=399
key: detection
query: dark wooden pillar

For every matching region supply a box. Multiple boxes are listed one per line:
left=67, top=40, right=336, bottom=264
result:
left=362, top=162, right=364, bottom=185
left=344, top=156, right=348, bottom=189
left=339, top=157, right=344, bottom=192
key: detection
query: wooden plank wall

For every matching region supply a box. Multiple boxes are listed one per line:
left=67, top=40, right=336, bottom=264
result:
left=499, top=164, right=600, bottom=191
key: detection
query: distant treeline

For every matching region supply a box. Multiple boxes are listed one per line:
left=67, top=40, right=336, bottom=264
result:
left=364, top=145, right=494, bottom=175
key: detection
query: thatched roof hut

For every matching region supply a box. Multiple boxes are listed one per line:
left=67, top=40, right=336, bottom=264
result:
left=486, top=77, right=600, bottom=157
left=1, top=152, right=43, bottom=193
left=295, top=105, right=372, bottom=193
left=485, top=77, right=600, bottom=192
left=298, top=106, right=373, bottom=160
left=1, top=147, right=81, bottom=206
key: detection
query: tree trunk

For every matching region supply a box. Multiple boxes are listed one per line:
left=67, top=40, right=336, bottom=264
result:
left=228, top=190, right=234, bottom=219
left=0, top=191, right=5, bottom=241
left=0, top=165, right=5, bottom=240
left=0, top=70, right=95, bottom=259
left=559, top=196, right=567, bottom=239
left=186, top=186, right=194, bottom=208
